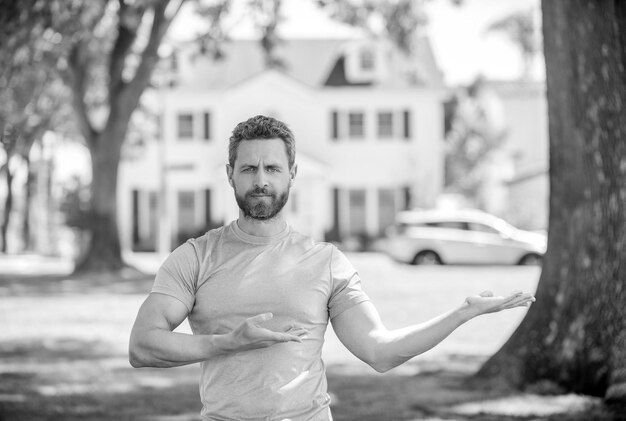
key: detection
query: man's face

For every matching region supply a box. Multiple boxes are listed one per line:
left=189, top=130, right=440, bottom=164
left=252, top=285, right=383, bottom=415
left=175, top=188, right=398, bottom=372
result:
left=227, top=138, right=296, bottom=221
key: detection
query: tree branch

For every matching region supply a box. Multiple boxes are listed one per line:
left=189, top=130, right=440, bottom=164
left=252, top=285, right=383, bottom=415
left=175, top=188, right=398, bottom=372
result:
left=109, top=0, right=145, bottom=96
left=67, top=40, right=96, bottom=145
left=115, top=0, right=184, bottom=116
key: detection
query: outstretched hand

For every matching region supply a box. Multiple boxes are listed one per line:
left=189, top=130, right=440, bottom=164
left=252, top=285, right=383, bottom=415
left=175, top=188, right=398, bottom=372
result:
left=463, top=290, right=536, bottom=319
left=226, top=313, right=308, bottom=354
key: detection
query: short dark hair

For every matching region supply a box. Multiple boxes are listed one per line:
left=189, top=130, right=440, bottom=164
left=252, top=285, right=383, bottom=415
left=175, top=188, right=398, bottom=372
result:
left=228, top=115, right=296, bottom=169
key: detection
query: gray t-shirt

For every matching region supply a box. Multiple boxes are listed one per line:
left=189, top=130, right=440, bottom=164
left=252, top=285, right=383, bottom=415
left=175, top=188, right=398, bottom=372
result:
left=152, top=221, right=369, bottom=420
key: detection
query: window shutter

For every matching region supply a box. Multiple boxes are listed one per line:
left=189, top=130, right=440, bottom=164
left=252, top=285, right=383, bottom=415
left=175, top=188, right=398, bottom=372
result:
left=203, top=112, right=211, bottom=141
left=331, top=110, right=339, bottom=140
left=403, top=110, right=412, bottom=140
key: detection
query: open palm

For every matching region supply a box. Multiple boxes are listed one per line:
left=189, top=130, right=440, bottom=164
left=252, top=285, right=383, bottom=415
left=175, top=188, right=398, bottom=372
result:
left=465, top=291, right=535, bottom=317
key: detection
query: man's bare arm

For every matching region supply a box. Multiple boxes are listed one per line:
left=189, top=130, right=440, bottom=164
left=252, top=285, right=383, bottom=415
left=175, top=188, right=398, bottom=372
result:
left=331, top=291, right=535, bottom=373
left=129, top=293, right=307, bottom=368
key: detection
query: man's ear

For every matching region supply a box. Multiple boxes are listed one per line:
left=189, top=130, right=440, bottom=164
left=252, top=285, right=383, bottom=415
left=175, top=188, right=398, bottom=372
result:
left=289, top=164, right=298, bottom=187
left=226, top=164, right=234, bottom=187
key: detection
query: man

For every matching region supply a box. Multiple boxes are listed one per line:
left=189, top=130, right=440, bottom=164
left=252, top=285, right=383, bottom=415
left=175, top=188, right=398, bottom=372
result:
left=129, top=115, right=535, bottom=420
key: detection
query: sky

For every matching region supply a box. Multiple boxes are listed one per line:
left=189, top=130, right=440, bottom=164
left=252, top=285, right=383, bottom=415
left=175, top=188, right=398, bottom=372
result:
left=423, top=0, right=543, bottom=85
left=169, top=0, right=544, bottom=86
left=47, top=0, right=544, bottom=183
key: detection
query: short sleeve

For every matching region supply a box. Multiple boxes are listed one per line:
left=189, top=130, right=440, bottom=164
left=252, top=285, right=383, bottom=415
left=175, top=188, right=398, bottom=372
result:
left=328, top=247, right=370, bottom=319
left=151, top=241, right=199, bottom=312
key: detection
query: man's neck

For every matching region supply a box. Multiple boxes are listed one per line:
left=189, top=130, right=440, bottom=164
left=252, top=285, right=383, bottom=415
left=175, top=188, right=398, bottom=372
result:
left=236, top=212, right=287, bottom=237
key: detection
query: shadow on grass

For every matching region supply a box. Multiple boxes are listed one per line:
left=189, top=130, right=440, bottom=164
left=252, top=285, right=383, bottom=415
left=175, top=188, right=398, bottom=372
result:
left=0, top=337, right=202, bottom=421
left=0, top=269, right=155, bottom=297
left=0, top=272, right=622, bottom=421
left=1, top=336, right=621, bottom=421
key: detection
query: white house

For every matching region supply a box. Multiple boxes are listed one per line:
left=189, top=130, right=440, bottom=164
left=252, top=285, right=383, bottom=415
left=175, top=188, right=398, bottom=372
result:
left=118, top=33, right=447, bottom=254
left=487, top=80, right=549, bottom=231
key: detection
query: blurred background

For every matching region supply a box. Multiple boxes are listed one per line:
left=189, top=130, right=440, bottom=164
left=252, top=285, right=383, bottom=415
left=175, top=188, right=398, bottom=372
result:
left=0, top=0, right=547, bottom=263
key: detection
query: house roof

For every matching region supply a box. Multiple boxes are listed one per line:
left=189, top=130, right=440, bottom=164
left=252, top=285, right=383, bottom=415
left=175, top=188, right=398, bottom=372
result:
left=171, top=36, right=444, bottom=90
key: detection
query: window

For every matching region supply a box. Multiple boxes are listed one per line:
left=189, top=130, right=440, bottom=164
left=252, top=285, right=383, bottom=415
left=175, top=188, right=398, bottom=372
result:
left=131, top=190, right=158, bottom=252
left=377, top=112, right=394, bottom=138
left=348, top=189, right=367, bottom=235
left=348, top=112, right=365, bottom=138
left=359, top=48, right=375, bottom=71
left=468, top=222, right=499, bottom=234
left=177, top=191, right=196, bottom=236
left=203, top=112, right=211, bottom=141
left=427, top=221, right=467, bottom=230
left=378, top=189, right=396, bottom=234
left=290, top=191, right=298, bottom=213
left=177, top=113, right=193, bottom=139
left=204, top=189, right=212, bottom=227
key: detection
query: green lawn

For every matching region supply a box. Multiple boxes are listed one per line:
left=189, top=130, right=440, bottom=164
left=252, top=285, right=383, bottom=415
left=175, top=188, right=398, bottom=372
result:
left=0, top=254, right=619, bottom=420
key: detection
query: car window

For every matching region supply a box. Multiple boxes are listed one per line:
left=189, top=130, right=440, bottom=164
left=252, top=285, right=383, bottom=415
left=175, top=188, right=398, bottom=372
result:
left=426, top=221, right=468, bottom=230
left=468, top=222, right=499, bottom=234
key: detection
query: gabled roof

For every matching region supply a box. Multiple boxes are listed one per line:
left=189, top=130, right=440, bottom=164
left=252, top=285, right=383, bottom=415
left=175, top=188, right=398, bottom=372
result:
left=171, top=36, right=444, bottom=90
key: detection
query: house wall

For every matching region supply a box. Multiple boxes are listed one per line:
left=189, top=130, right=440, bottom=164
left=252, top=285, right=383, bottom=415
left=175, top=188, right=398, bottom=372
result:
left=118, top=73, right=446, bottom=253
left=496, top=82, right=549, bottom=230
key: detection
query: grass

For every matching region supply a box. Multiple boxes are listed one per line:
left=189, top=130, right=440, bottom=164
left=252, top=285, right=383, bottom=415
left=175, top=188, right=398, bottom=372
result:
left=0, top=254, right=622, bottom=420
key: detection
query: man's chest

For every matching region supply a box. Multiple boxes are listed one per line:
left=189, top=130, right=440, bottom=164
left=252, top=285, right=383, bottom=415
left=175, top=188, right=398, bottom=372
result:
left=189, top=249, right=332, bottom=333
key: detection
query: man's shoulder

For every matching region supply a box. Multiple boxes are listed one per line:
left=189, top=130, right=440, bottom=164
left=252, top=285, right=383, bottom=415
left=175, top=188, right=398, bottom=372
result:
left=183, top=224, right=229, bottom=253
left=287, top=228, right=338, bottom=253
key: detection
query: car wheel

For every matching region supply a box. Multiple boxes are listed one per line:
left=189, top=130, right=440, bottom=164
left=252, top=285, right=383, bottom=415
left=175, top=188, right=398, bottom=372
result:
left=412, top=251, right=442, bottom=265
left=519, top=254, right=543, bottom=266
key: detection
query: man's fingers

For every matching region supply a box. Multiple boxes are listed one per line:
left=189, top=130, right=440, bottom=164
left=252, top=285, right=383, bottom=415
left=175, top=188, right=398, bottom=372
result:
left=503, top=294, right=536, bottom=309
left=268, top=331, right=306, bottom=343
left=247, top=313, right=274, bottom=325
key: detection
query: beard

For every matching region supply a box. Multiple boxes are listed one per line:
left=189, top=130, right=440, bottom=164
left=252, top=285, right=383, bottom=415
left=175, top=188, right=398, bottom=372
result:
left=234, top=185, right=290, bottom=221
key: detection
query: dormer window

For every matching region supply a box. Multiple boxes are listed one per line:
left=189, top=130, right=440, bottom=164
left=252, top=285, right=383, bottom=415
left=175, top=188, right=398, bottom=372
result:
left=341, top=42, right=380, bottom=84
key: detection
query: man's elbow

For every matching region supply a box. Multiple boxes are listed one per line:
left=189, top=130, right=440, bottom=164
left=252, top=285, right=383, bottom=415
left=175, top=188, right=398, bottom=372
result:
left=129, top=349, right=146, bottom=368
left=128, top=335, right=154, bottom=368
left=362, top=345, right=396, bottom=373
left=368, top=358, right=396, bottom=373
left=128, top=343, right=148, bottom=368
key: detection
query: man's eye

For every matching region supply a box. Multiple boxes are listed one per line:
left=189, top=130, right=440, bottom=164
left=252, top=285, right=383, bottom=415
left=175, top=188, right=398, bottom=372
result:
left=242, top=167, right=255, bottom=173
left=267, top=168, right=279, bottom=173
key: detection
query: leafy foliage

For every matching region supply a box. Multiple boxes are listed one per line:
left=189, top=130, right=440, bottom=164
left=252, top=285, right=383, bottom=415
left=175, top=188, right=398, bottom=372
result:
left=316, top=0, right=427, bottom=54
left=444, top=78, right=507, bottom=201
left=486, top=8, right=541, bottom=79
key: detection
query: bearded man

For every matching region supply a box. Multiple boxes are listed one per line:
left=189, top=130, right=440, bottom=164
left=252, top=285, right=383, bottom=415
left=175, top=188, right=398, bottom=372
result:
left=129, top=115, right=535, bottom=421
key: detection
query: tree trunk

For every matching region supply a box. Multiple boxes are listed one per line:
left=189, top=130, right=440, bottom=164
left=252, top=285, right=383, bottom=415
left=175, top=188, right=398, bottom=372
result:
left=475, top=0, right=626, bottom=403
left=74, top=128, right=126, bottom=272
left=22, top=157, right=33, bottom=252
left=1, top=163, right=14, bottom=253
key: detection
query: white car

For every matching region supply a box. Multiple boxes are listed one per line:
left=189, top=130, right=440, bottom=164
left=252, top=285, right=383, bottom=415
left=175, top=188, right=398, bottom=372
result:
left=383, top=209, right=547, bottom=265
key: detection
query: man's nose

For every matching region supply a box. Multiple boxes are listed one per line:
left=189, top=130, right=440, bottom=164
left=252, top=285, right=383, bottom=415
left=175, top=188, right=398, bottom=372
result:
left=254, top=170, right=268, bottom=187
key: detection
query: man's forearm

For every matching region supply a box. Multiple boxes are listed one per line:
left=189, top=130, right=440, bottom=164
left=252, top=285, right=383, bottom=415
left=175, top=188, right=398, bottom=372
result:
left=129, top=328, right=231, bottom=368
left=373, top=305, right=474, bottom=372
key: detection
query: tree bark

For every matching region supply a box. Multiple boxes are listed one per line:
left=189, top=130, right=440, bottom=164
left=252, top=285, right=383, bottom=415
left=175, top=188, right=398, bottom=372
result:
left=22, top=156, right=33, bottom=252
left=475, top=0, right=626, bottom=403
left=0, top=162, right=14, bottom=253
left=74, top=129, right=125, bottom=272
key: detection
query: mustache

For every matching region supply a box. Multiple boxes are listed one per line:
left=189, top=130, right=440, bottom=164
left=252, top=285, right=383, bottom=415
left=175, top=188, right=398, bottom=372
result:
left=248, top=187, right=273, bottom=196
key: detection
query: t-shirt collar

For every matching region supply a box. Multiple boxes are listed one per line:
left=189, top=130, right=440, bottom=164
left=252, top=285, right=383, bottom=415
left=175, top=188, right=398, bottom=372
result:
left=230, top=220, right=291, bottom=245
